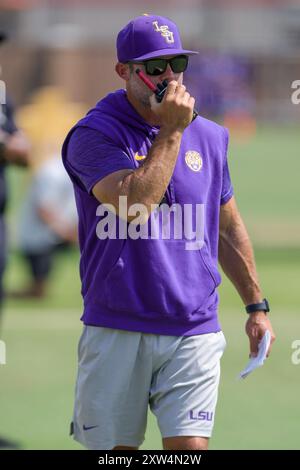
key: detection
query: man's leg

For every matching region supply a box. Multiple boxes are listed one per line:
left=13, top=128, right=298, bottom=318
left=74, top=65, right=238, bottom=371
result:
left=162, top=436, right=209, bottom=450
left=72, top=326, right=152, bottom=450
left=150, top=332, right=227, bottom=449
left=8, top=250, right=52, bottom=299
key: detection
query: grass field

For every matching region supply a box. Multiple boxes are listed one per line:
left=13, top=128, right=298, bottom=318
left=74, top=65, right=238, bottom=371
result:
left=0, top=126, right=299, bottom=449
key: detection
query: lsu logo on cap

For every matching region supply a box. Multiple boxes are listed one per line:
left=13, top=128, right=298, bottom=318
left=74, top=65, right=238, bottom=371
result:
left=152, top=21, right=174, bottom=44
left=185, top=151, right=203, bottom=172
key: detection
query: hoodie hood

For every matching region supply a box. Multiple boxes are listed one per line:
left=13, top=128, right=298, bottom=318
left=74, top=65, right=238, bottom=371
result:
left=88, top=89, right=160, bottom=140
left=62, top=89, right=161, bottom=159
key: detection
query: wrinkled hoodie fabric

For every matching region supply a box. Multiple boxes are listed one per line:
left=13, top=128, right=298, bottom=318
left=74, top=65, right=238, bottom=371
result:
left=62, top=89, right=234, bottom=336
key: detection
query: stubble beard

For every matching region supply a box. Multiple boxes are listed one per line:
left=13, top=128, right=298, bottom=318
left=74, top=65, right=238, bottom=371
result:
left=128, top=70, right=153, bottom=108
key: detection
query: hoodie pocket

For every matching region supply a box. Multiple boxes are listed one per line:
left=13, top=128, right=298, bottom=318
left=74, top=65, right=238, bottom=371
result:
left=104, top=238, right=219, bottom=319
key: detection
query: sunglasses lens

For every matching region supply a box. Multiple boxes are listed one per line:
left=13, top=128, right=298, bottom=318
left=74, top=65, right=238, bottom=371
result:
left=143, top=55, right=189, bottom=76
left=171, top=55, right=189, bottom=73
left=145, top=59, right=167, bottom=76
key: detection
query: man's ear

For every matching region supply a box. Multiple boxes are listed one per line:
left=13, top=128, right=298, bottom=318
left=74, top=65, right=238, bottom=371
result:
left=115, top=62, right=130, bottom=81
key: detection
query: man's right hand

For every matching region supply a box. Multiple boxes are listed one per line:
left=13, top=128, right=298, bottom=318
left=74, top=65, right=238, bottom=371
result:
left=149, top=81, right=195, bottom=133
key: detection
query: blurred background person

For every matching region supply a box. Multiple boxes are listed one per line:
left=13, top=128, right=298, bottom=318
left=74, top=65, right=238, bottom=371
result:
left=0, top=30, right=30, bottom=326
left=5, top=85, right=85, bottom=300
left=0, top=29, right=30, bottom=450
left=9, top=154, right=78, bottom=299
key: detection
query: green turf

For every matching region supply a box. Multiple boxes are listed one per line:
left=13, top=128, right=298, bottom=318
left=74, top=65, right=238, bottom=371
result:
left=0, top=125, right=299, bottom=449
left=1, top=247, right=299, bottom=450
left=229, top=126, right=300, bottom=219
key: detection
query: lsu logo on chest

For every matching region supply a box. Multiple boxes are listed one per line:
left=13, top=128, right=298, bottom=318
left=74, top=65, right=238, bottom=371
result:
left=134, top=152, right=146, bottom=162
left=185, top=151, right=203, bottom=172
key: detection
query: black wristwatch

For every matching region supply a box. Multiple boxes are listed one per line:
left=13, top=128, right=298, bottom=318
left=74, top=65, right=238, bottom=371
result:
left=245, top=298, right=270, bottom=314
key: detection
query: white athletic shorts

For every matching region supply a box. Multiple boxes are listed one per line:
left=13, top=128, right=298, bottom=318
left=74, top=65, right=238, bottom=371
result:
left=70, top=326, right=226, bottom=450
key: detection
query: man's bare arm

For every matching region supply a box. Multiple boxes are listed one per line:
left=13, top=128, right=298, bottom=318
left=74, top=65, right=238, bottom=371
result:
left=219, top=196, right=276, bottom=356
left=92, top=128, right=182, bottom=221
left=92, top=81, right=195, bottom=222
left=219, top=196, right=262, bottom=305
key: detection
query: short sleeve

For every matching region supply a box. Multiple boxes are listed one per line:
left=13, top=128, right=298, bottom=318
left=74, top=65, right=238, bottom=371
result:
left=220, top=127, right=234, bottom=205
left=64, top=126, right=135, bottom=193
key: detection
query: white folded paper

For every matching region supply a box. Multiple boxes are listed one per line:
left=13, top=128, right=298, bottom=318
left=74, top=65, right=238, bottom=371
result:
left=239, top=330, right=271, bottom=380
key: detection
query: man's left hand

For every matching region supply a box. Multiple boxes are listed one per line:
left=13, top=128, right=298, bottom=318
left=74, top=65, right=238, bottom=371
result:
left=245, top=312, right=276, bottom=358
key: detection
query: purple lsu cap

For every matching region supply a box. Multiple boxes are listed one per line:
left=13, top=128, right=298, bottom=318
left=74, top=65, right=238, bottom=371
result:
left=117, top=14, right=198, bottom=62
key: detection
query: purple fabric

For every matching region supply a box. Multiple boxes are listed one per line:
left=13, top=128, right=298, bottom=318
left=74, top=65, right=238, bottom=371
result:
left=62, top=89, right=234, bottom=336
left=66, top=128, right=134, bottom=194
left=117, top=15, right=198, bottom=62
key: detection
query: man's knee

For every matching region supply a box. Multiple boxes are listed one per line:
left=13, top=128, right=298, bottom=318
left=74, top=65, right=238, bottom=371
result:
left=162, top=436, right=209, bottom=450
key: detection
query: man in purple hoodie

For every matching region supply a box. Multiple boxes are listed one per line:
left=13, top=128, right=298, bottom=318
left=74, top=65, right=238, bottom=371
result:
left=62, top=14, right=275, bottom=451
